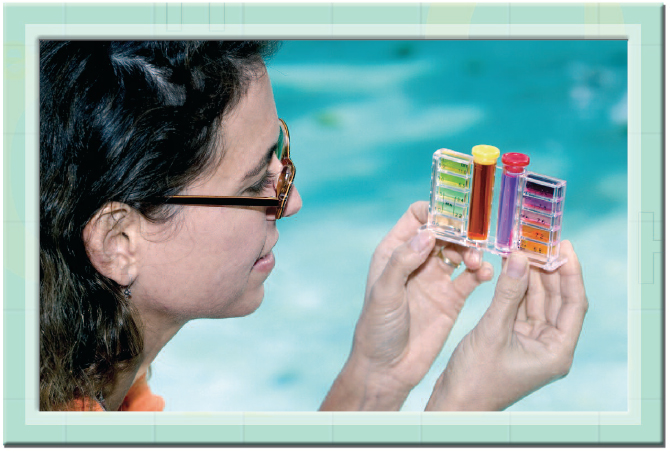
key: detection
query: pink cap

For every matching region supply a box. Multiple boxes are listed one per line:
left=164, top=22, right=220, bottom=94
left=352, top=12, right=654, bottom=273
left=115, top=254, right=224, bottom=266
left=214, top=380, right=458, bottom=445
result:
left=502, top=152, right=530, bottom=174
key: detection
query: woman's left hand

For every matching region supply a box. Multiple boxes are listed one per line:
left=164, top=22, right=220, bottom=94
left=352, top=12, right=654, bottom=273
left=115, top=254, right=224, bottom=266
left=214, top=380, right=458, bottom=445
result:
left=320, top=201, right=493, bottom=410
left=425, top=241, right=588, bottom=411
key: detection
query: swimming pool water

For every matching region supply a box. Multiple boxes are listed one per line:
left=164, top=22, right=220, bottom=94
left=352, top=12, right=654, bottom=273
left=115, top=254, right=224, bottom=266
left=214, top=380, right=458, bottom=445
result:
left=151, top=40, right=628, bottom=412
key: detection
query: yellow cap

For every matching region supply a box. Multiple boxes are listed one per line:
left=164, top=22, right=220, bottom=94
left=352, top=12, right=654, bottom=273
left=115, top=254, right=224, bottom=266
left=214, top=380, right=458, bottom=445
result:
left=471, top=145, right=500, bottom=165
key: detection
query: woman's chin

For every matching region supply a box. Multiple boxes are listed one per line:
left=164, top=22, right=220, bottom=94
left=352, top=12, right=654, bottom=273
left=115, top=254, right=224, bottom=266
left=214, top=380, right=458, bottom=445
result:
left=218, top=285, right=266, bottom=319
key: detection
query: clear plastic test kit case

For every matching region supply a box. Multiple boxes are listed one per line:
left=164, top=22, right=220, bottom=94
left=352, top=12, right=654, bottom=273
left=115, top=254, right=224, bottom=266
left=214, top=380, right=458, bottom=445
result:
left=422, top=146, right=568, bottom=271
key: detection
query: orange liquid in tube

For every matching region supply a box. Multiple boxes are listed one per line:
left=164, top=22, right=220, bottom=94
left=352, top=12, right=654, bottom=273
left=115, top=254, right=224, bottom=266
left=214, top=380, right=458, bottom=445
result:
left=467, top=145, right=500, bottom=241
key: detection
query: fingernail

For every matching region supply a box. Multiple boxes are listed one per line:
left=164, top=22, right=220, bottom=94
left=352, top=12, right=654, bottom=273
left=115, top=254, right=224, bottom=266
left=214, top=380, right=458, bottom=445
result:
left=410, top=229, right=432, bottom=253
left=471, top=249, right=482, bottom=266
left=506, top=253, right=527, bottom=279
left=480, top=263, right=493, bottom=280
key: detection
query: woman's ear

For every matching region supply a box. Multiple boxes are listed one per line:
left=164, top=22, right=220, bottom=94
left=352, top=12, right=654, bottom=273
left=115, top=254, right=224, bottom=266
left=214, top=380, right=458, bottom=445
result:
left=82, top=202, right=141, bottom=286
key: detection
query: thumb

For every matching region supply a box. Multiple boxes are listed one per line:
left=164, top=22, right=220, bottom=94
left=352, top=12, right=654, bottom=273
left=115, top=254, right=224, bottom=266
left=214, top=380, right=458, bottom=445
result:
left=481, top=252, right=529, bottom=336
left=374, top=229, right=435, bottom=297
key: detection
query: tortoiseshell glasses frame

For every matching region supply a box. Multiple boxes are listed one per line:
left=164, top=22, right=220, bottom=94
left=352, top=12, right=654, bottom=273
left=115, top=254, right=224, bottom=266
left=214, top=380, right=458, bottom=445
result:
left=164, top=119, right=295, bottom=220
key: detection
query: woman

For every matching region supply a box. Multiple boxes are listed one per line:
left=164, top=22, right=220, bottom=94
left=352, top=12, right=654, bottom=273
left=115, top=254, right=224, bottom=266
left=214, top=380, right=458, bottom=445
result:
left=40, top=40, right=587, bottom=411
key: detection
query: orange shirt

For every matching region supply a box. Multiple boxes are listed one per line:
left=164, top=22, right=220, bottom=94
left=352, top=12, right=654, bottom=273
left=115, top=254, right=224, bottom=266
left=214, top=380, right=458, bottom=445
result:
left=67, top=374, right=165, bottom=411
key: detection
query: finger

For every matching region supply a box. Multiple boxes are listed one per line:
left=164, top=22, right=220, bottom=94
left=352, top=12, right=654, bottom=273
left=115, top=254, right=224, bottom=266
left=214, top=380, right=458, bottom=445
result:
left=524, top=266, right=547, bottom=323
left=386, top=201, right=431, bottom=243
left=374, top=228, right=436, bottom=305
left=501, top=255, right=528, bottom=322
left=480, top=252, right=530, bottom=338
left=451, top=261, right=494, bottom=300
left=436, top=246, right=465, bottom=276
left=541, top=269, right=563, bottom=326
left=436, top=241, right=484, bottom=271
left=408, top=200, right=430, bottom=224
left=513, top=319, right=534, bottom=337
left=463, top=247, right=483, bottom=270
left=517, top=296, right=528, bottom=322
left=555, top=241, right=588, bottom=346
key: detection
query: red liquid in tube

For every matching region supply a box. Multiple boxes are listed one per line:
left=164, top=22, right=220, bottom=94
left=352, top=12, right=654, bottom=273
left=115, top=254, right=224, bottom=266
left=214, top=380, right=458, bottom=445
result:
left=467, top=145, right=500, bottom=241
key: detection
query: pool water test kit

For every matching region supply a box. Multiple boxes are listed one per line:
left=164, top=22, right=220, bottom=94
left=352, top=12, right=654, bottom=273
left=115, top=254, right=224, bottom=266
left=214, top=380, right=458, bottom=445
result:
left=424, top=146, right=567, bottom=271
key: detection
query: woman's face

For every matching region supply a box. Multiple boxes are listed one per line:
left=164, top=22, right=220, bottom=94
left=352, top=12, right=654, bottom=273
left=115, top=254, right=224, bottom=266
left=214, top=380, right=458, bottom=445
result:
left=133, top=70, right=302, bottom=322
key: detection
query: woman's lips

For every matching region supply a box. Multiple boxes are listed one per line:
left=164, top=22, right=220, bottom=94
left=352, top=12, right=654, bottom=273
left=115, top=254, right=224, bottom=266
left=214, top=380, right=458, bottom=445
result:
left=252, top=251, right=275, bottom=273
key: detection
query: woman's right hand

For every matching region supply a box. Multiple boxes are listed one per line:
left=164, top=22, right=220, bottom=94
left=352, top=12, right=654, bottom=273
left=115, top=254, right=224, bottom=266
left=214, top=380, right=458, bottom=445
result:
left=425, top=241, right=588, bottom=411
left=320, top=201, right=492, bottom=411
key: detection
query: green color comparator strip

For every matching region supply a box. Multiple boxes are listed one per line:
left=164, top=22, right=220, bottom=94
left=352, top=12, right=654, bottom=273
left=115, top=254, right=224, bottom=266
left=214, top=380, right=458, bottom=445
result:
left=440, top=157, right=470, bottom=176
left=437, top=200, right=466, bottom=219
left=438, top=172, right=469, bottom=189
left=437, top=186, right=469, bottom=204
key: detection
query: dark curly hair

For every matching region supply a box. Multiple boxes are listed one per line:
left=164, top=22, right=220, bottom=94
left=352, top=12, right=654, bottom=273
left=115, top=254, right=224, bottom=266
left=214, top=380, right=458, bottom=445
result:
left=39, top=40, right=279, bottom=410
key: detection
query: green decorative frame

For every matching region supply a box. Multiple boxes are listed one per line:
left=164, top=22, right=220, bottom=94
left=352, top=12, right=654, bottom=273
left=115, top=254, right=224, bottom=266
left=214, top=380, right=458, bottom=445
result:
left=4, top=2, right=663, bottom=446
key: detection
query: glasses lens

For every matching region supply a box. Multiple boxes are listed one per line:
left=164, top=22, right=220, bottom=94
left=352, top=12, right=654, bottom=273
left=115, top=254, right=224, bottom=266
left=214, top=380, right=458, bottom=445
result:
left=277, top=165, right=291, bottom=201
left=278, top=120, right=290, bottom=161
left=275, top=119, right=293, bottom=219
left=275, top=164, right=294, bottom=219
left=276, top=127, right=284, bottom=160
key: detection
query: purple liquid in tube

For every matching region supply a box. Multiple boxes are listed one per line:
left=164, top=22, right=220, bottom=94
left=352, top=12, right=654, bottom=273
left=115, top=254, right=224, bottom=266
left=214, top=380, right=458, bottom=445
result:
left=495, top=153, right=530, bottom=251
left=495, top=172, right=520, bottom=249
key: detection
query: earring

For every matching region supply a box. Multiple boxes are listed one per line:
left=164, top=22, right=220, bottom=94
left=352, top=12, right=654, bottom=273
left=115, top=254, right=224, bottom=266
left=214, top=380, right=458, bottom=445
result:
left=123, top=287, right=132, bottom=299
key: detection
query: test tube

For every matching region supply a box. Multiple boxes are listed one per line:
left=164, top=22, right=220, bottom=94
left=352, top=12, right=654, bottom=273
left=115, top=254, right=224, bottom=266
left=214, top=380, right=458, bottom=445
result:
left=467, top=145, right=500, bottom=241
left=495, top=152, right=530, bottom=251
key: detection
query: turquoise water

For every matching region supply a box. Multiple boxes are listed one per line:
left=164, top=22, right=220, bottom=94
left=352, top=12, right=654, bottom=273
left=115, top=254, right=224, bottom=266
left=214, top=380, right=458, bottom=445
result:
left=152, top=40, right=628, bottom=411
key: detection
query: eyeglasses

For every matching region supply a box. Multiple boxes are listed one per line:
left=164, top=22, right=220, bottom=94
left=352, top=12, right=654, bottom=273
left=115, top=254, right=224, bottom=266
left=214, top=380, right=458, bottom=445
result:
left=164, top=119, right=295, bottom=220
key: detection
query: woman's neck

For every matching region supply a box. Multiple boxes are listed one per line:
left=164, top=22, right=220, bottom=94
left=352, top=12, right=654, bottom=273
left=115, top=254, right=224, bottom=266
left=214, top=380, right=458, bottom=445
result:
left=134, top=318, right=186, bottom=384
left=105, top=312, right=186, bottom=410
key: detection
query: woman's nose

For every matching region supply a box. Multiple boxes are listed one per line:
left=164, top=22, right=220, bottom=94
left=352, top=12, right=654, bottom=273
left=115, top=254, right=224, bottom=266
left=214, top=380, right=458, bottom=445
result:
left=282, top=185, right=302, bottom=218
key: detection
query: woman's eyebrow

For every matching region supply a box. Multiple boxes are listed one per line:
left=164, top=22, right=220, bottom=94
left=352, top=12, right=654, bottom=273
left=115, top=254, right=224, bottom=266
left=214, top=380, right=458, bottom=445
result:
left=243, top=141, right=277, bottom=181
